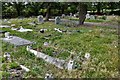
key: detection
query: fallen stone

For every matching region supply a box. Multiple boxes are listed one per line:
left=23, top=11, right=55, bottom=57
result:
left=0, top=25, right=11, bottom=28
left=20, top=65, right=30, bottom=72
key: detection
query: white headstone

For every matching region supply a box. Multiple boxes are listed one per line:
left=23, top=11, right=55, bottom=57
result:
left=67, top=60, right=74, bottom=70
left=86, top=13, right=90, bottom=19
left=37, top=15, right=44, bottom=23
left=62, top=14, right=65, bottom=18
left=5, top=32, right=10, bottom=38
left=11, top=24, right=16, bottom=27
left=55, top=16, right=61, bottom=24
left=70, top=13, right=72, bottom=17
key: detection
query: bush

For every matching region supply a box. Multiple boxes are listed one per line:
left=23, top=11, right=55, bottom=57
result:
left=9, top=62, right=19, bottom=69
left=2, top=57, right=6, bottom=63
left=1, top=64, right=7, bottom=71
left=102, top=15, right=107, bottom=20
left=2, top=72, right=10, bottom=78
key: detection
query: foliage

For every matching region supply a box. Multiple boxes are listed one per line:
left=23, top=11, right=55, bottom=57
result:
left=9, top=62, right=19, bottom=69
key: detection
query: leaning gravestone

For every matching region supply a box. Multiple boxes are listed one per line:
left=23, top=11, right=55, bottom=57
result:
left=55, top=16, right=61, bottom=24
left=37, top=15, right=44, bottom=23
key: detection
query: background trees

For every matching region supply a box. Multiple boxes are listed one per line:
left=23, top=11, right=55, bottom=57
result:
left=2, top=2, right=120, bottom=24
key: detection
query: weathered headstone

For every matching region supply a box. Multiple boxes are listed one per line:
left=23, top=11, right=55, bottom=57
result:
left=5, top=32, right=10, bottom=38
left=62, top=14, right=65, bottom=18
left=55, top=16, right=61, bottom=24
left=86, top=13, right=90, bottom=19
left=20, top=65, right=30, bottom=72
left=70, top=13, right=72, bottom=17
left=11, top=24, right=16, bottom=27
left=37, top=15, right=44, bottom=23
left=90, top=15, right=95, bottom=20
left=0, top=25, right=11, bottom=28
left=67, top=60, right=74, bottom=70
left=54, top=28, right=62, bottom=33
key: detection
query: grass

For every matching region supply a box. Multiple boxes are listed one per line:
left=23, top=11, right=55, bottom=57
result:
left=1, top=18, right=119, bottom=78
left=69, top=17, right=106, bottom=23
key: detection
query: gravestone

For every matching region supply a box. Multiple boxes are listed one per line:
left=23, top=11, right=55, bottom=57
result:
left=2, top=36, right=33, bottom=46
left=37, top=15, right=44, bottom=23
left=90, top=15, right=95, bottom=20
left=67, top=60, right=74, bottom=70
left=86, top=13, right=90, bottom=19
left=11, top=24, right=16, bottom=27
left=0, top=25, right=11, bottom=28
left=55, top=16, right=61, bottom=24
left=54, top=28, right=62, bottom=33
left=5, top=32, right=10, bottom=38
left=70, top=13, right=72, bottom=17
left=62, top=14, right=65, bottom=18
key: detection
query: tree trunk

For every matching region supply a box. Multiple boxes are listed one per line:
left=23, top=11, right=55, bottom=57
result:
left=45, top=3, right=51, bottom=21
left=96, top=2, right=101, bottom=14
left=78, top=3, right=87, bottom=25
left=15, top=3, right=21, bottom=16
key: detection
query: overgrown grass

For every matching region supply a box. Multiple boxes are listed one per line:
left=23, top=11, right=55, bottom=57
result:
left=69, top=17, right=106, bottom=23
left=1, top=18, right=119, bottom=78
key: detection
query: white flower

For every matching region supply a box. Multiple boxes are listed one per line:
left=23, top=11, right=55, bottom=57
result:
left=84, top=53, right=90, bottom=59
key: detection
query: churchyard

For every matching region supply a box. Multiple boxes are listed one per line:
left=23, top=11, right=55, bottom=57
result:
left=1, top=15, right=119, bottom=78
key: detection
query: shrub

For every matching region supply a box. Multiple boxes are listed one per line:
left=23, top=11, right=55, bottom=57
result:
left=2, top=72, right=10, bottom=78
left=9, top=62, right=19, bottom=69
left=1, top=64, right=8, bottom=71
left=102, top=15, right=107, bottom=20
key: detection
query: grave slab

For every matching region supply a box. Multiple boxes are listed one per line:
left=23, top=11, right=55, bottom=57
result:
left=0, top=25, right=11, bottom=28
left=0, top=30, right=6, bottom=34
left=1, top=36, right=33, bottom=46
